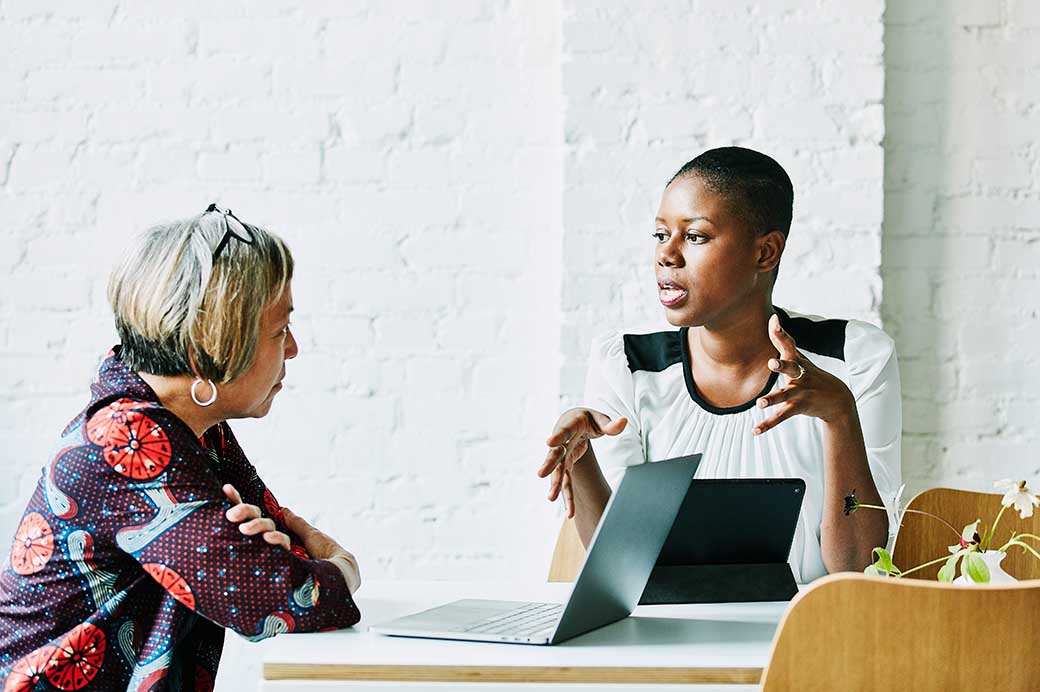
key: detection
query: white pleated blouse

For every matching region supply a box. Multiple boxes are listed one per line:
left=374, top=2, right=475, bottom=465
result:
left=585, top=308, right=902, bottom=583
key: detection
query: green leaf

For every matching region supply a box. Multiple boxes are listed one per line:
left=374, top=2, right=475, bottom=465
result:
left=871, top=547, right=896, bottom=574
left=961, top=520, right=980, bottom=544
left=963, top=552, right=990, bottom=583
left=864, top=564, right=887, bottom=577
left=938, top=553, right=961, bottom=583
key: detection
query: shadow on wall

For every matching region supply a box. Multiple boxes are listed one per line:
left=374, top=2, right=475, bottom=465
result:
left=882, top=1, right=1040, bottom=495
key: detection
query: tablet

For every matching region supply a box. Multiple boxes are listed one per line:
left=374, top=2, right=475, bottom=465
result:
left=639, top=478, right=805, bottom=604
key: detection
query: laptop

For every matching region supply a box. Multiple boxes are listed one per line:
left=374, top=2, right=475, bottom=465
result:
left=370, top=453, right=702, bottom=645
left=639, top=478, right=805, bottom=604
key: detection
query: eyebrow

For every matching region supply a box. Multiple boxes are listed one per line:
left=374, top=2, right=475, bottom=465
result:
left=655, top=216, right=715, bottom=225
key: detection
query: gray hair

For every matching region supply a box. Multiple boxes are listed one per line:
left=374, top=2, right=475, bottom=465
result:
left=108, top=210, right=294, bottom=383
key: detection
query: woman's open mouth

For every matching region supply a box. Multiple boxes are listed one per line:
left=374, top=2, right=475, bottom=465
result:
left=658, top=281, right=689, bottom=307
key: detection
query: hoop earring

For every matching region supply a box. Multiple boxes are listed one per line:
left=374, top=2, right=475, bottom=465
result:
left=191, top=378, right=218, bottom=407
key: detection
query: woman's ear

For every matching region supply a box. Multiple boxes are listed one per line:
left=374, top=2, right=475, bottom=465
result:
left=756, top=230, right=786, bottom=273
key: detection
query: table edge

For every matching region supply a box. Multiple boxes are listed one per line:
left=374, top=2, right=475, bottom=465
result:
left=263, top=663, right=764, bottom=684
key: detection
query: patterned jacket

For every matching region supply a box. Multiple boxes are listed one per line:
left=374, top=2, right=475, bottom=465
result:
left=0, top=349, right=360, bottom=691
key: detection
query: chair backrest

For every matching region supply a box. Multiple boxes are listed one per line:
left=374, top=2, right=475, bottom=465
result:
left=760, top=572, right=1040, bottom=692
left=892, top=487, right=1040, bottom=580
left=547, top=518, right=584, bottom=582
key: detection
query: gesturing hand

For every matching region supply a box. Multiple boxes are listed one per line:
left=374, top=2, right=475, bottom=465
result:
left=223, top=484, right=291, bottom=550
left=538, top=408, right=627, bottom=518
left=753, top=313, right=857, bottom=436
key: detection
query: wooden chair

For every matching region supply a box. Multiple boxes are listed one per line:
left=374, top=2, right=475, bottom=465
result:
left=761, top=572, right=1040, bottom=691
left=547, top=518, right=584, bottom=582
left=892, top=487, right=1040, bottom=580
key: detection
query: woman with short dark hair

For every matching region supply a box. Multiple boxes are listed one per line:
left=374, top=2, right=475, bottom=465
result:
left=0, top=206, right=361, bottom=691
left=539, top=147, right=900, bottom=581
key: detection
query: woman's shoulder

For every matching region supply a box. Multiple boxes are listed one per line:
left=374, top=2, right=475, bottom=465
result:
left=589, top=325, right=685, bottom=375
left=777, top=307, right=894, bottom=366
left=77, top=396, right=211, bottom=480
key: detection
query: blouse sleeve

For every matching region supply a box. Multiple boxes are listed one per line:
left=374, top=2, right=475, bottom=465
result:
left=90, top=403, right=360, bottom=640
left=582, top=332, right=647, bottom=491
left=845, top=319, right=903, bottom=536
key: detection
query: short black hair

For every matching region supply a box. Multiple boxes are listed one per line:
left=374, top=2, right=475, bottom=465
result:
left=668, top=146, right=794, bottom=237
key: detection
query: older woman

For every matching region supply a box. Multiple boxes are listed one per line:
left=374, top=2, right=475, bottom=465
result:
left=0, top=206, right=361, bottom=691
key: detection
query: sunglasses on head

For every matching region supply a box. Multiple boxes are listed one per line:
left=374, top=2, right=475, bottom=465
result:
left=204, top=203, right=257, bottom=261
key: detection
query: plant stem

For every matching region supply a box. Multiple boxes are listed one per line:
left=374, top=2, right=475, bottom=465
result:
left=983, top=504, right=1008, bottom=551
left=874, top=506, right=961, bottom=538
left=896, top=554, right=956, bottom=579
left=1001, top=539, right=1040, bottom=561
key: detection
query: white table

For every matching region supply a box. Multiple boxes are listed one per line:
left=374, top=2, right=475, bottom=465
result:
left=258, top=580, right=789, bottom=691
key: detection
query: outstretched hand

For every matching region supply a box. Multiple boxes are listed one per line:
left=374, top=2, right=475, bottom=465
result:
left=538, top=408, right=627, bottom=518
left=753, top=314, right=857, bottom=436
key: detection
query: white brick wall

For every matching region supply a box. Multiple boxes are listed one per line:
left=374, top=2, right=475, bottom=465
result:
left=559, top=0, right=887, bottom=401
left=1, top=2, right=563, bottom=688
left=5, top=0, right=1035, bottom=690
left=883, top=0, right=1040, bottom=498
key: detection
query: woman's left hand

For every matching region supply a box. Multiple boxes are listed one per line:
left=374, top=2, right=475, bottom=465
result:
left=753, top=313, right=857, bottom=436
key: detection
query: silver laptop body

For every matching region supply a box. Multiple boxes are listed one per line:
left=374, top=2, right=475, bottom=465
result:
left=370, top=454, right=701, bottom=645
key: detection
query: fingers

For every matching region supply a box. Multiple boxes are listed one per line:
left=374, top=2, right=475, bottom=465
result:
left=562, top=472, right=574, bottom=519
left=546, top=411, right=582, bottom=447
left=548, top=465, right=575, bottom=517
left=767, top=358, right=804, bottom=382
left=223, top=484, right=243, bottom=505
left=548, top=464, right=563, bottom=501
left=757, top=387, right=794, bottom=410
left=237, top=517, right=291, bottom=551
left=589, top=411, right=627, bottom=437
left=538, top=445, right=566, bottom=478
left=238, top=517, right=276, bottom=536
left=262, top=530, right=291, bottom=551
left=539, top=434, right=589, bottom=479
left=545, top=409, right=622, bottom=447
left=768, top=314, right=799, bottom=360
left=753, top=402, right=798, bottom=436
left=226, top=501, right=261, bottom=523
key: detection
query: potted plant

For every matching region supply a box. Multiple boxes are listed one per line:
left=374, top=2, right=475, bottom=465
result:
left=844, top=480, right=1040, bottom=584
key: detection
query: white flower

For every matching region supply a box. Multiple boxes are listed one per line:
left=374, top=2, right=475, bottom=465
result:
left=994, top=479, right=1040, bottom=519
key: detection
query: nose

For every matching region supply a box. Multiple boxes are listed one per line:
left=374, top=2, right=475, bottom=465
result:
left=285, top=327, right=299, bottom=360
left=656, top=234, right=685, bottom=268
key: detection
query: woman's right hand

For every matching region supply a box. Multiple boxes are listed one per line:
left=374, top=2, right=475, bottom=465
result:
left=282, top=508, right=362, bottom=594
left=538, top=408, right=627, bottom=518
left=223, top=484, right=291, bottom=550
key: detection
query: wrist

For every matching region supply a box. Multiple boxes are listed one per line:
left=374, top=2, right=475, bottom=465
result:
left=821, top=390, right=858, bottom=428
left=328, top=554, right=361, bottom=594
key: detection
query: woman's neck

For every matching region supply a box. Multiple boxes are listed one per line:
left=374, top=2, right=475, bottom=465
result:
left=137, top=372, right=223, bottom=438
left=689, top=300, right=777, bottom=374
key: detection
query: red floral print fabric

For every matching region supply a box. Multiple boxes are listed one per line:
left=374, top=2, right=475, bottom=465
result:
left=0, top=348, right=361, bottom=691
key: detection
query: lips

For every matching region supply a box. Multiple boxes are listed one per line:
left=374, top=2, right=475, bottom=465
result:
left=658, top=279, right=688, bottom=307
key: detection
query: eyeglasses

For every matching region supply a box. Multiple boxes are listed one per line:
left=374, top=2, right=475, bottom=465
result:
left=205, top=203, right=256, bottom=261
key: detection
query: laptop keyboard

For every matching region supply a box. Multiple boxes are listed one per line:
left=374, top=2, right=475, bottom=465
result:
left=461, top=602, right=563, bottom=636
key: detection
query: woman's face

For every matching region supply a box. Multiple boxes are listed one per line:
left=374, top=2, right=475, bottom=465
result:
left=221, top=282, right=297, bottom=419
left=653, top=175, right=775, bottom=327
